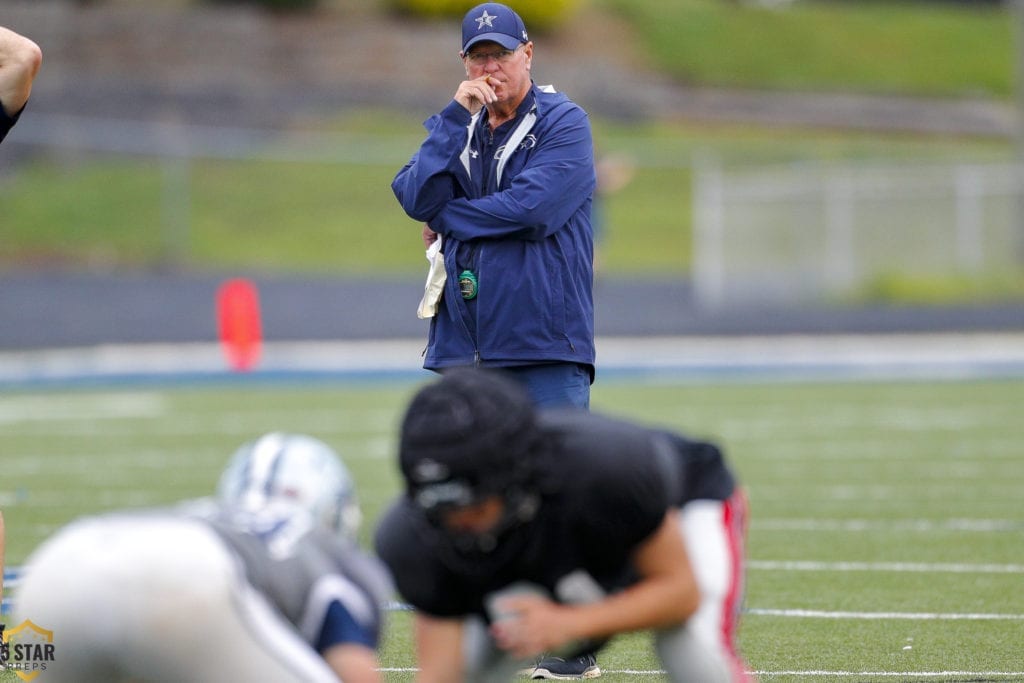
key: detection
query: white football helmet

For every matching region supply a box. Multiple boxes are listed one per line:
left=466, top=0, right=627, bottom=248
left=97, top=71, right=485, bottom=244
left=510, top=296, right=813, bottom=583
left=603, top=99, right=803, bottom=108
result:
left=216, top=432, right=362, bottom=542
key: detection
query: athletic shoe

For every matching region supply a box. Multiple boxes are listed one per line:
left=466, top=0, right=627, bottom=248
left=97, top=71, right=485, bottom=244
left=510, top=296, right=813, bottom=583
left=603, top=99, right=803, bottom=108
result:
left=518, top=663, right=538, bottom=677
left=530, top=653, right=601, bottom=679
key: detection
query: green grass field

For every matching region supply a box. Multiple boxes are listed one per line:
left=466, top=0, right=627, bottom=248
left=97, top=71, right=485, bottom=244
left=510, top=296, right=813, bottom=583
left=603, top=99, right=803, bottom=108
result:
left=600, top=0, right=1011, bottom=98
left=2, top=374, right=1022, bottom=681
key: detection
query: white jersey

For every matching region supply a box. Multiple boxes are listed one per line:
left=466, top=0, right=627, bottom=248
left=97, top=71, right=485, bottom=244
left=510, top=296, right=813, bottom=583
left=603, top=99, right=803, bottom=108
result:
left=14, top=506, right=391, bottom=683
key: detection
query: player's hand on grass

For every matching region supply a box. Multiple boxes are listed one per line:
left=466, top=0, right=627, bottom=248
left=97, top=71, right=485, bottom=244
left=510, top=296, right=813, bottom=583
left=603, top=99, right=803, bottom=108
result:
left=489, top=594, right=580, bottom=659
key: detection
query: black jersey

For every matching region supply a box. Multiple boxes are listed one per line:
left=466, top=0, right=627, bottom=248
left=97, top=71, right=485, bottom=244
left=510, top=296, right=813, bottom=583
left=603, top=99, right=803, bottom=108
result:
left=374, top=409, right=736, bottom=619
left=0, top=104, right=23, bottom=143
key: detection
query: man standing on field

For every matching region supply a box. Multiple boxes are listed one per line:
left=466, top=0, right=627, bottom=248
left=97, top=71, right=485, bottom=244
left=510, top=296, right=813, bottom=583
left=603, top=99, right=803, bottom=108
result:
left=392, top=2, right=597, bottom=410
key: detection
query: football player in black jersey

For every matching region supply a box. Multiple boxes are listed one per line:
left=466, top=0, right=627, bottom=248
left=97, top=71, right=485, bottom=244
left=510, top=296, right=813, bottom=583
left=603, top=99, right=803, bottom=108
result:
left=375, top=368, right=753, bottom=682
left=0, top=26, right=41, bottom=144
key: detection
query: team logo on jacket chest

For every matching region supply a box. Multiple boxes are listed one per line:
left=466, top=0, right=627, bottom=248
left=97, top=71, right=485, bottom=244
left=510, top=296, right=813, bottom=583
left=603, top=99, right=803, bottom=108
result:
left=495, top=134, right=538, bottom=161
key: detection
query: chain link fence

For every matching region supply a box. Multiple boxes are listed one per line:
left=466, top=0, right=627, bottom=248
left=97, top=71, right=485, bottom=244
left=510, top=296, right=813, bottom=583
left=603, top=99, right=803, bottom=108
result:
left=692, top=160, right=1024, bottom=308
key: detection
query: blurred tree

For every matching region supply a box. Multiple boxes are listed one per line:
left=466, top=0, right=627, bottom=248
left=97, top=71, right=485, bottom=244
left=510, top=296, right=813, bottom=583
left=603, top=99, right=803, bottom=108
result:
left=204, top=0, right=319, bottom=12
left=389, top=0, right=583, bottom=31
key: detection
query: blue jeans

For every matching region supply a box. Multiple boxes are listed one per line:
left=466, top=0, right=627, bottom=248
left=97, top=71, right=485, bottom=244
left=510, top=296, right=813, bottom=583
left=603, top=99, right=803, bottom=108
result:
left=500, top=363, right=591, bottom=410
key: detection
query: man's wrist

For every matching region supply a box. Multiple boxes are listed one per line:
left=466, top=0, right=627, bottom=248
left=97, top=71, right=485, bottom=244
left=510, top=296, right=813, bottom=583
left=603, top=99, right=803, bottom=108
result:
left=443, top=98, right=474, bottom=123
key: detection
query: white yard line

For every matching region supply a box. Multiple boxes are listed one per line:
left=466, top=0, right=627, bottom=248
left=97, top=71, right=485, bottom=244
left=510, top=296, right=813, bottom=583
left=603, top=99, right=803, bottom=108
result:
left=380, top=667, right=1024, bottom=678
left=748, top=608, right=1024, bottom=620
left=7, top=576, right=1022, bottom=620
left=748, top=560, right=1024, bottom=573
left=754, top=672, right=1024, bottom=679
left=0, top=392, right=167, bottom=423
left=754, top=518, right=1022, bottom=532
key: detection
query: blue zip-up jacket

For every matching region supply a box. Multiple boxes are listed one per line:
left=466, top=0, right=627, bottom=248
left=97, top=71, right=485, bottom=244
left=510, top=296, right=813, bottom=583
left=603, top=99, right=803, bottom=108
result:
left=393, top=83, right=596, bottom=376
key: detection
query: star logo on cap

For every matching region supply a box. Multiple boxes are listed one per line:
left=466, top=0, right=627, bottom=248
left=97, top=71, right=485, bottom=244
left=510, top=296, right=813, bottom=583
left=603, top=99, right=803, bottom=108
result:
left=475, top=9, right=496, bottom=30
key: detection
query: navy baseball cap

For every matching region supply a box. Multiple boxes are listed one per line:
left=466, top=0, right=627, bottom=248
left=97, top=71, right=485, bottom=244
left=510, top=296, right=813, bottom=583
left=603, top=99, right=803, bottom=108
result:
left=461, top=3, right=529, bottom=54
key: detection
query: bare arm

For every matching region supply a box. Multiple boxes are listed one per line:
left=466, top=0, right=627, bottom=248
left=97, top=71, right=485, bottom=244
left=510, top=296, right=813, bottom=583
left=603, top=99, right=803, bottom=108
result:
left=0, top=26, right=42, bottom=116
left=491, top=512, right=699, bottom=658
left=413, top=612, right=466, bottom=683
left=322, top=642, right=382, bottom=683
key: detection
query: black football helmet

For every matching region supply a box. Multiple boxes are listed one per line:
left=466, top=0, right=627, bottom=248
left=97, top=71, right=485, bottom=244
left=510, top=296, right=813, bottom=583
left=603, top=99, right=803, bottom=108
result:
left=399, top=367, right=545, bottom=556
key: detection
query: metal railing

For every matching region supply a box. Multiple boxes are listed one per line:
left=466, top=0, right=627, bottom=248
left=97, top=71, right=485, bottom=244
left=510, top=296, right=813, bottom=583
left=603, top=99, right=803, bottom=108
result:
left=693, top=159, right=1024, bottom=307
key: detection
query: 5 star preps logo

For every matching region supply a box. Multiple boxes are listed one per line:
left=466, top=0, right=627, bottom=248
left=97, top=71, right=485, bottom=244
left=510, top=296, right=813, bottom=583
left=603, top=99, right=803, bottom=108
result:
left=1, top=620, right=57, bottom=681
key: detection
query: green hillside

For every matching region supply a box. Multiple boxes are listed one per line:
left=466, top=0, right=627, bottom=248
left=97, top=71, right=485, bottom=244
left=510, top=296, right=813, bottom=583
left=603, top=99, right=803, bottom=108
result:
left=599, top=0, right=1011, bottom=98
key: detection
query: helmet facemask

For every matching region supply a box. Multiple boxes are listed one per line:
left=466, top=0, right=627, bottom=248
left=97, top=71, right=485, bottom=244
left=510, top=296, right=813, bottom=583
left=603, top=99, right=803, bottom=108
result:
left=413, top=470, right=541, bottom=555
left=217, top=432, right=362, bottom=543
